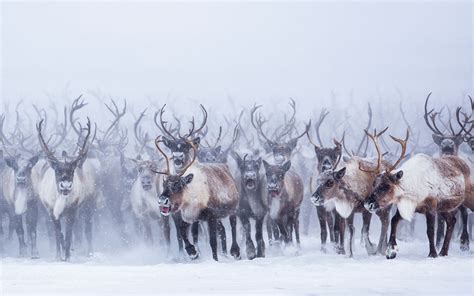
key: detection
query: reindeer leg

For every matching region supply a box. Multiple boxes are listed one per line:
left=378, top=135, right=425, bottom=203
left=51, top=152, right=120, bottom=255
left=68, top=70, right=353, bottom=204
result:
left=179, top=220, right=198, bottom=259
left=266, top=216, right=274, bottom=245
left=26, top=200, right=39, bottom=259
left=376, top=208, right=389, bottom=255
left=64, top=207, right=78, bottom=261
left=277, top=219, right=289, bottom=244
left=294, top=209, right=301, bottom=247
left=13, top=214, right=27, bottom=257
left=207, top=214, right=218, bottom=261
left=439, top=211, right=456, bottom=256
left=436, top=214, right=445, bottom=249
left=217, top=220, right=227, bottom=255
left=426, top=211, right=438, bottom=258
left=334, top=213, right=345, bottom=255
left=362, top=210, right=376, bottom=255
left=143, top=219, right=153, bottom=246
left=255, top=216, right=265, bottom=257
left=459, top=206, right=469, bottom=251
left=73, top=208, right=83, bottom=252
left=386, top=210, right=402, bottom=260
left=50, top=215, right=64, bottom=261
left=162, top=215, right=171, bottom=250
left=316, top=206, right=328, bottom=252
left=172, top=214, right=184, bottom=253
left=327, top=210, right=335, bottom=243
left=286, top=212, right=294, bottom=244
left=191, top=222, right=199, bottom=245
left=240, top=215, right=256, bottom=259
left=83, top=200, right=94, bottom=257
left=347, top=213, right=355, bottom=258
left=229, top=215, right=240, bottom=259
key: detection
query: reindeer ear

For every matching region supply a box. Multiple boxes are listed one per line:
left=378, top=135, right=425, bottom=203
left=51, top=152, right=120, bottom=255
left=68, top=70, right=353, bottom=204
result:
left=256, top=157, right=262, bottom=168
left=5, top=157, right=17, bottom=170
left=215, top=146, right=222, bottom=154
left=184, top=173, right=194, bottom=184
left=263, top=142, right=273, bottom=153
left=432, top=134, right=443, bottom=146
left=29, top=155, right=39, bottom=166
left=288, top=139, right=298, bottom=150
left=282, top=160, right=291, bottom=172
left=262, top=159, right=270, bottom=171
left=394, top=170, right=403, bottom=181
left=162, top=137, right=172, bottom=148
left=192, top=137, right=201, bottom=147
left=454, top=135, right=464, bottom=147
left=334, top=167, right=346, bottom=180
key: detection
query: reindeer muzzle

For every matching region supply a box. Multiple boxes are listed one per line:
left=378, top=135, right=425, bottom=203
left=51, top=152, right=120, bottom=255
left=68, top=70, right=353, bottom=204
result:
left=310, top=191, right=324, bottom=206
left=159, top=196, right=171, bottom=216
left=364, top=197, right=379, bottom=213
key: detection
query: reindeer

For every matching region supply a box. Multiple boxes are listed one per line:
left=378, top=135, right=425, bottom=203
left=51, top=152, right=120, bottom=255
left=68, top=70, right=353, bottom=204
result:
left=311, top=128, right=396, bottom=257
left=250, top=103, right=309, bottom=244
left=155, top=138, right=240, bottom=261
left=364, top=136, right=471, bottom=259
left=232, top=152, right=267, bottom=259
left=262, top=160, right=304, bottom=245
left=36, top=118, right=97, bottom=261
left=306, top=109, right=345, bottom=253
left=128, top=155, right=170, bottom=247
left=423, top=93, right=472, bottom=250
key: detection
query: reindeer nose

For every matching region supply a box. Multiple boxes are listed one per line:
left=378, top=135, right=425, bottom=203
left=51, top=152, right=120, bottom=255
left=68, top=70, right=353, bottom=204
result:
left=245, top=172, right=257, bottom=179
left=59, top=181, right=73, bottom=190
left=311, top=191, right=324, bottom=206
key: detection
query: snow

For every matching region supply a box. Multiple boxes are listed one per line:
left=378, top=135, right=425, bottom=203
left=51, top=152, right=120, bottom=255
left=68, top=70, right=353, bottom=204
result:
left=1, top=237, right=472, bottom=295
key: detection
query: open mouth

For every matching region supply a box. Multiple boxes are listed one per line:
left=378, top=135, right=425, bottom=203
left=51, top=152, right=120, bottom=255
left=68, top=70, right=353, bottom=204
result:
left=16, top=181, right=27, bottom=188
left=174, top=159, right=184, bottom=167
left=268, top=189, right=280, bottom=198
left=60, top=189, right=71, bottom=196
left=142, top=184, right=152, bottom=191
left=364, top=203, right=378, bottom=213
left=245, top=179, right=256, bottom=190
left=161, top=205, right=171, bottom=216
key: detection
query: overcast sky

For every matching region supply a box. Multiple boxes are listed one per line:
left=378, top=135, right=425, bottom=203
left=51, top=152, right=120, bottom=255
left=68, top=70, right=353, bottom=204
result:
left=1, top=1, right=472, bottom=113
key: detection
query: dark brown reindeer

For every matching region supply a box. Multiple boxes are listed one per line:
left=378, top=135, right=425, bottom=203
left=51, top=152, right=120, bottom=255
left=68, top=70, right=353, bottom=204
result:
left=365, top=132, right=471, bottom=259
left=311, top=128, right=394, bottom=257
left=155, top=138, right=240, bottom=261
left=306, top=109, right=344, bottom=253
left=262, top=160, right=304, bottom=245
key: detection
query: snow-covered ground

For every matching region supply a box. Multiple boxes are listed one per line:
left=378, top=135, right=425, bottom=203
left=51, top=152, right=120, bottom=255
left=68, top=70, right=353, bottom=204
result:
left=1, top=236, right=472, bottom=295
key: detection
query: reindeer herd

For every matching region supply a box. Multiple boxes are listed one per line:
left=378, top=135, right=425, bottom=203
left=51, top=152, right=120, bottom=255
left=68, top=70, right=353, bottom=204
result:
left=0, top=93, right=472, bottom=262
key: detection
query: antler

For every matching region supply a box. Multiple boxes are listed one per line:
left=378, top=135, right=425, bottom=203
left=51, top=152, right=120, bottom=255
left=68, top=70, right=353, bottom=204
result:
left=250, top=104, right=274, bottom=145
left=358, top=127, right=388, bottom=174
left=36, top=119, right=59, bottom=163
left=154, top=136, right=172, bottom=175
left=101, top=98, right=127, bottom=143
left=424, top=93, right=444, bottom=135
left=314, top=108, right=330, bottom=147
left=355, top=103, right=372, bottom=156
left=156, top=104, right=177, bottom=140
left=70, top=95, right=88, bottom=136
left=386, top=129, right=409, bottom=172
left=184, top=104, right=208, bottom=139
left=75, top=117, right=93, bottom=162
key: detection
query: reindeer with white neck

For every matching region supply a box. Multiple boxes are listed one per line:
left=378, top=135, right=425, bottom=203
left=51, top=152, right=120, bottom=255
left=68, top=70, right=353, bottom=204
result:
left=365, top=132, right=471, bottom=259
left=37, top=118, right=98, bottom=261
left=155, top=137, right=240, bottom=261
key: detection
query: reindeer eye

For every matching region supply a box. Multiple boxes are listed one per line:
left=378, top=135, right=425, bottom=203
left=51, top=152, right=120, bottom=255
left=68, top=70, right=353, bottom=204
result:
left=326, top=179, right=334, bottom=187
left=379, top=184, right=390, bottom=192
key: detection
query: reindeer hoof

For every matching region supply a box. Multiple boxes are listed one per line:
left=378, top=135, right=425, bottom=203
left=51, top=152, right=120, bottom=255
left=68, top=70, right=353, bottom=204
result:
left=366, top=243, right=377, bottom=256
left=439, top=250, right=448, bottom=257
left=386, top=245, right=398, bottom=260
left=320, top=245, right=327, bottom=253
left=428, top=251, right=438, bottom=258
left=460, top=241, right=470, bottom=252
left=230, top=245, right=241, bottom=260
left=185, top=245, right=199, bottom=260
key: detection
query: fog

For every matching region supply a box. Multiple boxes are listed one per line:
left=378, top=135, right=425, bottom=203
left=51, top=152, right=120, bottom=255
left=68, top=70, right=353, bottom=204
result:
left=1, top=1, right=472, bottom=112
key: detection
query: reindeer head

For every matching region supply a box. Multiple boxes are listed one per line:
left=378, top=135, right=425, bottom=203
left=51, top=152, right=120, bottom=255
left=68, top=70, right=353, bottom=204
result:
left=233, top=152, right=262, bottom=191
left=120, top=154, right=138, bottom=190
left=250, top=103, right=309, bottom=165
left=4, top=154, right=39, bottom=188
left=311, top=167, right=346, bottom=206
left=155, top=137, right=197, bottom=216
left=37, top=118, right=93, bottom=196
left=131, top=155, right=158, bottom=191
left=424, top=93, right=468, bottom=156
left=263, top=160, right=291, bottom=199
left=156, top=104, right=206, bottom=171
left=364, top=129, right=409, bottom=213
